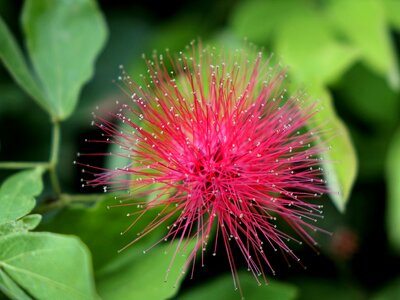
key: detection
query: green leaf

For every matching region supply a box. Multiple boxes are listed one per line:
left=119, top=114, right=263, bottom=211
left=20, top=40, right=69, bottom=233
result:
left=0, top=17, right=47, bottom=113
left=210, top=30, right=248, bottom=51
left=21, top=0, right=108, bottom=120
left=274, top=5, right=359, bottom=85
left=307, top=87, right=357, bottom=212
left=383, top=0, right=400, bottom=32
left=386, top=128, right=400, bottom=252
left=372, top=277, right=400, bottom=300
left=40, top=197, right=166, bottom=270
left=326, top=0, right=399, bottom=90
left=15, top=214, right=41, bottom=231
left=179, top=271, right=298, bottom=300
left=0, top=269, right=32, bottom=300
left=105, top=131, right=131, bottom=175
left=231, top=0, right=359, bottom=85
left=151, top=14, right=204, bottom=54
left=0, top=214, right=42, bottom=236
left=295, top=278, right=363, bottom=300
left=335, top=64, right=399, bottom=127
left=0, top=168, right=43, bottom=226
left=97, top=240, right=195, bottom=300
left=0, top=232, right=97, bottom=300
left=230, top=0, right=302, bottom=44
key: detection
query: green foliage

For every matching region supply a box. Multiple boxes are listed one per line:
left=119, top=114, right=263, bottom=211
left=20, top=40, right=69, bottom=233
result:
left=0, top=17, right=47, bottom=112
left=336, top=64, right=399, bottom=127
left=21, top=0, right=108, bottom=120
left=279, top=37, right=357, bottom=87
left=0, top=214, right=42, bottom=236
left=40, top=198, right=166, bottom=270
left=0, top=268, right=32, bottom=300
left=150, top=14, right=205, bottom=54
left=0, top=168, right=43, bottom=227
left=295, top=278, right=363, bottom=300
left=274, top=4, right=359, bottom=85
left=326, top=0, right=399, bottom=90
left=386, top=128, right=400, bottom=252
left=97, top=240, right=196, bottom=300
left=383, top=0, right=400, bottom=31
left=179, top=271, right=298, bottom=300
left=232, top=0, right=400, bottom=88
left=0, top=2, right=110, bottom=294
left=307, top=87, right=358, bottom=212
left=229, top=0, right=400, bottom=212
left=231, top=0, right=300, bottom=45
left=230, top=0, right=362, bottom=212
left=0, top=0, right=399, bottom=299
left=0, top=170, right=98, bottom=300
left=372, top=277, right=400, bottom=300
left=0, top=0, right=107, bottom=121
left=0, top=233, right=98, bottom=300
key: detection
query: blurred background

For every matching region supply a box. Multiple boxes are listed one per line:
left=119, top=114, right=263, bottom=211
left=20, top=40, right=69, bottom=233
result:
left=1, top=0, right=400, bottom=299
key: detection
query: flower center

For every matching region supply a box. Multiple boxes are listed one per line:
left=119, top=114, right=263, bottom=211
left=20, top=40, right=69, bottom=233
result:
left=183, top=142, right=241, bottom=201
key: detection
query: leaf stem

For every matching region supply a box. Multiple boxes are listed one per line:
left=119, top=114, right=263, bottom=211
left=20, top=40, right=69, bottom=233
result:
left=0, top=121, right=63, bottom=196
left=49, top=121, right=62, bottom=195
left=60, top=193, right=107, bottom=204
left=0, top=162, right=50, bottom=169
left=35, top=193, right=107, bottom=213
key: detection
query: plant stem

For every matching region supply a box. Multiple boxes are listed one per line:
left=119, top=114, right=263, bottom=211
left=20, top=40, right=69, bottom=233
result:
left=0, top=162, right=50, bottom=169
left=49, top=121, right=62, bottom=195
left=61, top=193, right=107, bottom=204
left=0, top=121, right=63, bottom=197
left=35, top=193, right=106, bottom=213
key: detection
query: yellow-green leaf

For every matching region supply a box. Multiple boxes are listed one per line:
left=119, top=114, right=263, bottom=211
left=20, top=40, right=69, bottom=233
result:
left=307, top=87, right=357, bottom=212
left=275, top=5, right=359, bottom=85
left=326, top=0, right=399, bottom=90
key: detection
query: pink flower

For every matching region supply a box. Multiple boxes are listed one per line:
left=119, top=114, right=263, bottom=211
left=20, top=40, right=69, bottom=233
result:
left=85, top=43, right=327, bottom=294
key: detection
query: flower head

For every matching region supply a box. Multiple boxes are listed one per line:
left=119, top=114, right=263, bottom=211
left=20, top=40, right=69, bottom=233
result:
left=84, top=42, right=327, bottom=294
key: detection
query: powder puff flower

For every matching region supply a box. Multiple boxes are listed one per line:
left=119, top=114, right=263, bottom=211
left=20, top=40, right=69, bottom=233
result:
left=84, top=42, right=327, bottom=295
